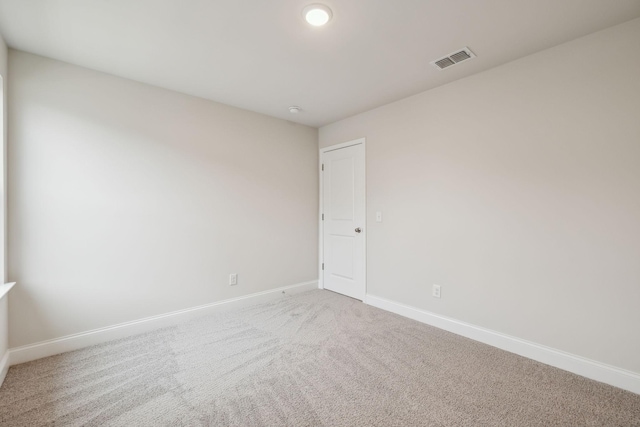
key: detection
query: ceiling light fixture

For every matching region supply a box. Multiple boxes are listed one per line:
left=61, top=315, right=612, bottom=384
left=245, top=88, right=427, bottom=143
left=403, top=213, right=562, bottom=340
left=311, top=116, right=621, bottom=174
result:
left=289, top=106, right=302, bottom=113
left=303, top=4, right=332, bottom=27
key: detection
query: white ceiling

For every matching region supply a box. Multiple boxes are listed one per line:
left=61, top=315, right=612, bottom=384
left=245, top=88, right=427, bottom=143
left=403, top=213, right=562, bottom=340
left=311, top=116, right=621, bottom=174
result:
left=1, top=1, right=639, bottom=127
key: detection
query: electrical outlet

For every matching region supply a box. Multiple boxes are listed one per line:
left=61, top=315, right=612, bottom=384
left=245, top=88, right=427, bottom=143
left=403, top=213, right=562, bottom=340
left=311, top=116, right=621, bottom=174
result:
left=229, top=273, right=238, bottom=286
left=432, top=284, right=441, bottom=298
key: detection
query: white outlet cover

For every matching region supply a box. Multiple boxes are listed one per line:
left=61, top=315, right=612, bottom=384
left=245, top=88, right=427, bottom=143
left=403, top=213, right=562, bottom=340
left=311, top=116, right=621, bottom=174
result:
left=432, top=284, right=441, bottom=298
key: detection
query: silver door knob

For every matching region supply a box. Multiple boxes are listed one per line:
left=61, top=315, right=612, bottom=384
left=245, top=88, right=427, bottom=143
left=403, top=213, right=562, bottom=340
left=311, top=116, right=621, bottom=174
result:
left=355, top=227, right=362, bottom=233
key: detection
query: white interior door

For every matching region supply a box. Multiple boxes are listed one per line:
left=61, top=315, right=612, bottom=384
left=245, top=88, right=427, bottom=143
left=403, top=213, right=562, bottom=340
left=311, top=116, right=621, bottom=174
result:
left=321, top=141, right=365, bottom=300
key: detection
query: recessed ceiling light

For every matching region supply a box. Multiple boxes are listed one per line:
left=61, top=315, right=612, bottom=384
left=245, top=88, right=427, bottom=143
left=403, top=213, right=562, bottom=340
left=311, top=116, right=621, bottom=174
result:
left=289, top=106, right=302, bottom=113
left=303, top=4, right=332, bottom=27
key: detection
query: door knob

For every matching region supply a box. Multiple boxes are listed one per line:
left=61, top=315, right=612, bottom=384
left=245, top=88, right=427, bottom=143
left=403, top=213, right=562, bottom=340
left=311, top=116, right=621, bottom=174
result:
left=355, top=227, right=362, bottom=233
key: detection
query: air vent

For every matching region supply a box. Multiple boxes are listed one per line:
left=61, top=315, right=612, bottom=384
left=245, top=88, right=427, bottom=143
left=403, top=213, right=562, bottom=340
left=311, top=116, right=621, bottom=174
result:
left=434, top=57, right=455, bottom=69
left=431, top=47, right=476, bottom=70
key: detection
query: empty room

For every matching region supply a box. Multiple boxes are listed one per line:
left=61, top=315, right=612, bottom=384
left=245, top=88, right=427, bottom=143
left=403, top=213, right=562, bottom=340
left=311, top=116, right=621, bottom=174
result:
left=0, top=1, right=639, bottom=425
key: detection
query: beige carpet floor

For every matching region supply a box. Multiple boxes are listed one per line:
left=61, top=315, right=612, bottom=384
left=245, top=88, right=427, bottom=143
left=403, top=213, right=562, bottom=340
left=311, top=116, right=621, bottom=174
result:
left=0, top=289, right=639, bottom=426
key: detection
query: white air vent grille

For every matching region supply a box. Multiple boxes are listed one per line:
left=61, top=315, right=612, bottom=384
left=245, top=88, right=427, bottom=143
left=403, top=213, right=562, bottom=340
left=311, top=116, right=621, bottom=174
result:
left=431, top=47, right=476, bottom=70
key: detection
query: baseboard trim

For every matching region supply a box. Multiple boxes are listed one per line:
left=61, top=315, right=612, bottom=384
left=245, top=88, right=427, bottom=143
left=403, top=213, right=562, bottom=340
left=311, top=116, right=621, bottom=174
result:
left=365, top=294, right=640, bottom=395
left=0, top=351, right=9, bottom=387
left=9, top=281, right=318, bottom=367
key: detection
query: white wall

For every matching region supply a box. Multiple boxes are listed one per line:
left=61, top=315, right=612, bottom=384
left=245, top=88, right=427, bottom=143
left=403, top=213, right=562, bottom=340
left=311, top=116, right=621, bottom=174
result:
left=320, top=18, right=640, bottom=374
left=8, top=51, right=318, bottom=348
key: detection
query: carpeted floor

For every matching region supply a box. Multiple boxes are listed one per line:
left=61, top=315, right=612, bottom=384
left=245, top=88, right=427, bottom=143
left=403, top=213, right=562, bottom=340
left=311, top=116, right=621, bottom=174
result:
left=0, top=290, right=639, bottom=426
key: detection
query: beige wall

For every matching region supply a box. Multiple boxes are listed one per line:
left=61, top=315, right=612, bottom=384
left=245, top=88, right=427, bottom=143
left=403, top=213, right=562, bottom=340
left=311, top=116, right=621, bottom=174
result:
left=0, top=33, right=8, bottom=362
left=8, top=50, right=318, bottom=348
left=1, top=31, right=7, bottom=280
left=320, top=18, right=640, bottom=373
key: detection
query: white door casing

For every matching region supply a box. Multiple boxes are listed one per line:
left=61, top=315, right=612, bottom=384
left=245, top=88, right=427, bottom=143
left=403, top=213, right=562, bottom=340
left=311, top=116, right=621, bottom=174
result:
left=320, top=139, right=366, bottom=301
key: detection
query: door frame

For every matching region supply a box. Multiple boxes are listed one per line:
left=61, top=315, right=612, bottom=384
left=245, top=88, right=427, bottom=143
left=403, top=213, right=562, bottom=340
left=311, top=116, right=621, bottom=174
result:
left=318, top=138, right=366, bottom=299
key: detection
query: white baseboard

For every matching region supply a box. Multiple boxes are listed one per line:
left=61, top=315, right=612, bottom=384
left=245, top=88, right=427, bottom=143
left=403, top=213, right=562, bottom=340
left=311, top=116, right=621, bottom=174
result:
left=8, top=281, right=318, bottom=367
left=0, top=351, right=9, bottom=387
left=365, top=294, right=640, bottom=395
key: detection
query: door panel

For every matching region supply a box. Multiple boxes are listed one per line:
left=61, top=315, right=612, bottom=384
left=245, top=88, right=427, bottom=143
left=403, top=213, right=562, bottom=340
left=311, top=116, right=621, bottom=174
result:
left=330, top=235, right=354, bottom=279
left=322, top=142, right=365, bottom=300
left=330, top=157, right=355, bottom=220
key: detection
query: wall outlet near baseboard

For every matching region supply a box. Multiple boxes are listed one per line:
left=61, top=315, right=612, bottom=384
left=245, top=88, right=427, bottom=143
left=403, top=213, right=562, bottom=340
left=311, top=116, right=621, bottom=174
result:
left=432, top=284, right=441, bottom=298
left=229, top=274, right=238, bottom=286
